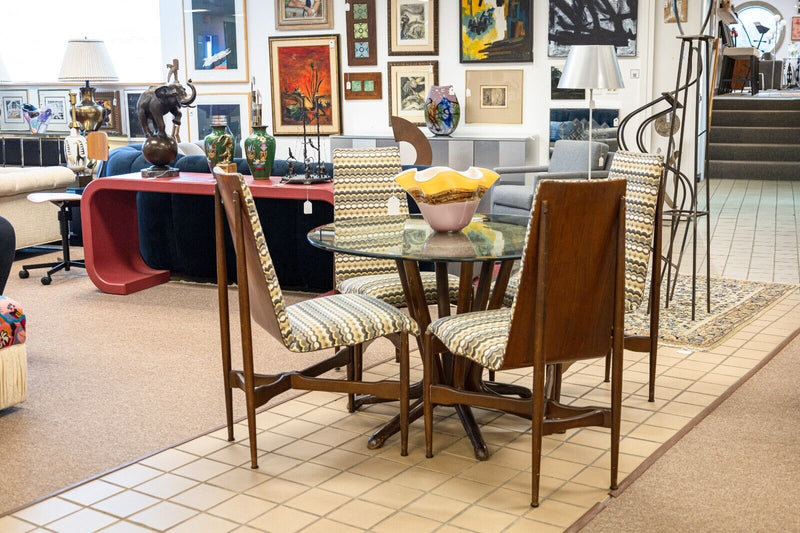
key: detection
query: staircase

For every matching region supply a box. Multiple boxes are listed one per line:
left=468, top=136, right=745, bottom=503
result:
left=708, top=98, right=800, bottom=180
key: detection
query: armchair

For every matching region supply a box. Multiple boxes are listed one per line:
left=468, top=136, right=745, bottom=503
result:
left=490, top=140, right=612, bottom=216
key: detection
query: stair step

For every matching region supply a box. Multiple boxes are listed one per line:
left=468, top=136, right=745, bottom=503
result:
left=714, top=97, right=800, bottom=111
left=708, top=126, right=800, bottom=144
left=708, top=143, right=800, bottom=161
left=711, top=109, right=800, bottom=127
left=708, top=160, right=800, bottom=180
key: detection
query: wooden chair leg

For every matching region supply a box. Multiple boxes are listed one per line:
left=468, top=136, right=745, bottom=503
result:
left=531, top=372, right=546, bottom=508
left=604, top=351, right=611, bottom=383
left=423, top=332, right=434, bottom=459
left=346, top=346, right=356, bottom=412
left=610, top=345, right=623, bottom=490
left=399, top=332, right=410, bottom=456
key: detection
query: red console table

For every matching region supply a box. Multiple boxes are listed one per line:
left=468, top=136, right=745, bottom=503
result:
left=81, top=172, right=334, bottom=295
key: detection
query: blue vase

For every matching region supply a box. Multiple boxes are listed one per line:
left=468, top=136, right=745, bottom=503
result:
left=424, top=85, right=460, bottom=136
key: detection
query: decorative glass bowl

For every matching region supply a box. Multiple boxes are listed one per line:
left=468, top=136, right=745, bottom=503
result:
left=395, top=167, right=499, bottom=232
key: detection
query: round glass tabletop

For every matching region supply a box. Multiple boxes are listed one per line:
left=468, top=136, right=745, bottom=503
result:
left=307, top=213, right=530, bottom=262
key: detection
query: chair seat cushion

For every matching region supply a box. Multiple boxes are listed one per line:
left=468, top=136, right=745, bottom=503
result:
left=286, top=294, right=419, bottom=352
left=428, top=308, right=511, bottom=371
left=492, top=185, right=535, bottom=211
left=0, top=296, right=26, bottom=348
left=338, top=272, right=460, bottom=307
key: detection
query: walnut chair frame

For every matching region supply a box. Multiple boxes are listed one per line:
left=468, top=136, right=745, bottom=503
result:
left=423, top=180, right=628, bottom=507
left=213, top=165, right=413, bottom=469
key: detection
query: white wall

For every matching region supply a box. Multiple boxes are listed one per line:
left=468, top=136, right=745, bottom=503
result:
left=160, top=0, right=663, bottom=166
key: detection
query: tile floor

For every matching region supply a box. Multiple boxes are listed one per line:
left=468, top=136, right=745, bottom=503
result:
left=2, top=179, right=799, bottom=532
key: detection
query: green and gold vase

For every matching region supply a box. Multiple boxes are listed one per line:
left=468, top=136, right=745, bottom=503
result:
left=244, top=125, right=276, bottom=179
left=203, top=116, right=234, bottom=173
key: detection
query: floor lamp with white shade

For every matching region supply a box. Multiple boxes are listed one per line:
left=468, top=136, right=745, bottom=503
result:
left=558, top=45, right=625, bottom=179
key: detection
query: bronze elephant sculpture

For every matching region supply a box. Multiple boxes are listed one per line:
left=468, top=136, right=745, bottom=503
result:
left=137, top=81, right=196, bottom=141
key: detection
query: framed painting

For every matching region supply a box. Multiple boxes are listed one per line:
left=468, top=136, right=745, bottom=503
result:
left=551, top=66, right=586, bottom=100
left=388, top=0, right=438, bottom=56
left=0, top=90, right=28, bottom=131
left=94, top=91, right=123, bottom=135
left=183, top=0, right=249, bottom=83
left=388, top=61, right=438, bottom=126
left=275, top=0, right=333, bottom=30
left=269, top=35, right=342, bottom=136
left=549, top=0, right=638, bottom=57
left=124, top=91, right=146, bottom=139
left=37, top=89, right=71, bottom=132
left=345, top=0, right=377, bottom=66
left=549, top=108, right=619, bottom=142
left=345, top=72, right=382, bottom=100
left=188, top=93, right=250, bottom=150
left=465, top=69, right=523, bottom=124
left=793, top=17, right=800, bottom=41
left=664, top=0, right=688, bottom=23
left=460, top=0, right=533, bottom=63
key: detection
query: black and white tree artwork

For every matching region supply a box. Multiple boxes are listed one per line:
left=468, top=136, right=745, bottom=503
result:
left=549, top=0, right=638, bottom=57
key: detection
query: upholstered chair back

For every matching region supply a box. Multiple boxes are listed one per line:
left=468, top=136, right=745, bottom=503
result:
left=606, top=151, right=665, bottom=313
left=332, top=147, right=406, bottom=284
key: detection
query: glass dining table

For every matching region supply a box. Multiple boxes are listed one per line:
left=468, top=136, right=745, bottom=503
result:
left=307, top=213, right=530, bottom=460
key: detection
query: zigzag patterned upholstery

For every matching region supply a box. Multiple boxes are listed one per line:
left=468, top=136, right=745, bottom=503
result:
left=502, top=151, right=664, bottom=313
left=428, top=308, right=512, bottom=370
left=233, top=172, right=419, bottom=353
left=333, top=147, right=458, bottom=306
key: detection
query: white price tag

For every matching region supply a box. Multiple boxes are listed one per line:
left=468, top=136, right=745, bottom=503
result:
left=329, top=40, right=335, bottom=48
left=448, top=86, right=455, bottom=95
left=346, top=81, right=351, bottom=89
left=465, top=88, right=471, bottom=97
left=387, top=196, right=401, bottom=216
left=599, top=156, right=604, bottom=167
left=345, top=2, right=350, bottom=10
left=303, top=200, right=313, bottom=214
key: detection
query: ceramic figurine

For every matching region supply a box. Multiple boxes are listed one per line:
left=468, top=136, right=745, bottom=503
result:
left=63, top=128, right=88, bottom=174
left=424, top=85, right=460, bottom=136
left=244, top=125, right=276, bottom=179
left=204, top=116, right=235, bottom=173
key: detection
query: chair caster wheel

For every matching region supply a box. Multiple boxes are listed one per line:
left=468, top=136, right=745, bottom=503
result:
left=18, top=270, right=29, bottom=279
left=41, top=276, right=52, bottom=286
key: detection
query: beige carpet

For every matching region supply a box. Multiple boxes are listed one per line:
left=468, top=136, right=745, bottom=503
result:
left=0, top=252, right=399, bottom=513
left=582, top=333, right=800, bottom=532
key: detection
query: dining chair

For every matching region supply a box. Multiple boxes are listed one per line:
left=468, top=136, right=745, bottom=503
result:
left=423, top=179, right=628, bottom=507
left=502, top=150, right=666, bottom=401
left=212, top=164, right=419, bottom=468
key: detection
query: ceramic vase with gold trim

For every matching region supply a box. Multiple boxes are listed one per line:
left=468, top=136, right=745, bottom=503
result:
left=244, top=125, right=276, bottom=179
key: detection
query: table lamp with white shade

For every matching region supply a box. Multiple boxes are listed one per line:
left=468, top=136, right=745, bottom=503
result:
left=58, top=38, right=118, bottom=132
left=558, top=44, right=624, bottom=179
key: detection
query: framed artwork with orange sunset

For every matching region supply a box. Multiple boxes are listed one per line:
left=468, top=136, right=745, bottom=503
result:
left=268, top=35, right=342, bottom=135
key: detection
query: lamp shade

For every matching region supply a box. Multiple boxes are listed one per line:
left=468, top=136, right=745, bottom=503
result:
left=0, top=56, right=9, bottom=82
left=58, top=39, right=118, bottom=82
left=558, top=45, right=624, bottom=90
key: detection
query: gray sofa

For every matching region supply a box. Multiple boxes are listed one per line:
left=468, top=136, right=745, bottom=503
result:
left=491, top=140, right=613, bottom=216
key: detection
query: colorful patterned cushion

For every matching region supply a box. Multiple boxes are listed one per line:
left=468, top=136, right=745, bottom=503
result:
left=338, top=272, right=460, bottom=307
left=0, top=296, right=26, bottom=348
left=428, top=308, right=511, bottom=371
left=287, top=294, right=419, bottom=352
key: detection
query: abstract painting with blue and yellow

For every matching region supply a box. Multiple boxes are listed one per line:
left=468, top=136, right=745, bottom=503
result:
left=460, top=0, right=533, bottom=63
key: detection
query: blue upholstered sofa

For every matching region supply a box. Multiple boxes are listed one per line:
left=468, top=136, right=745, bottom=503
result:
left=103, top=145, right=336, bottom=291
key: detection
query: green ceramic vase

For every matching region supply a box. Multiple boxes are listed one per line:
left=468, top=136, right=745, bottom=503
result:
left=203, top=117, right=234, bottom=173
left=244, top=125, right=276, bottom=179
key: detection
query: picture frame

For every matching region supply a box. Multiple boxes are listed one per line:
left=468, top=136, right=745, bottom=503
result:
left=345, top=72, right=382, bottom=100
left=551, top=66, right=586, bottom=100
left=123, top=90, right=146, bottom=139
left=268, top=34, right=342, bottom=136
left=275, top=0, right=333, bottom=30
left=549, top=108, right=619, bottom=142
left=345, top=0, right=377, bottom=66
left=460, top=0, right=533, bottom=63
left=549, top=0, right=638, bottom=57
left=183, top=0, right=249, bottom=83
left=465, top=69, right=523, bottom=124
left=188, top=93, right=250, bottom=150
left=0, top=89, right=29, bottom=131
left=664, top=0, right=688, bottom=23
left=388, top=61, right=438, bottom=126
left=94, top=91, right=123, bottom=135
left=388, top=0, right=439, bottom=56
left=37, top=89, right=72, bottom=132
left=793, top=17, right=800, bottom=41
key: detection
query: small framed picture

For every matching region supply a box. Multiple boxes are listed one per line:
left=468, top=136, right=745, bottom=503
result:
left=345, top=0, right=377, bottom=66
left=345, top=72, right=382, bottom=100
left=183, top=0, right=249, bottom=83
left=388, top=0, right=438, bottom=56
left=551, top=66, right=586, bottom=100
left=465, top=70, right=523, bottom=124
left=388, top=61, right=438, bottom=126
left=188, top=93, right=250, bottom=149
left=37, top=89, right=72, bottom=131
left=0, top=90, right=29, bottom=131
left=123, top=90, right=146, bottom=139
left=94, top=91, right=123, bottom=135
left=275, top=0, right=333, bottom=30
left=793, top=17, right=800, bottom=41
